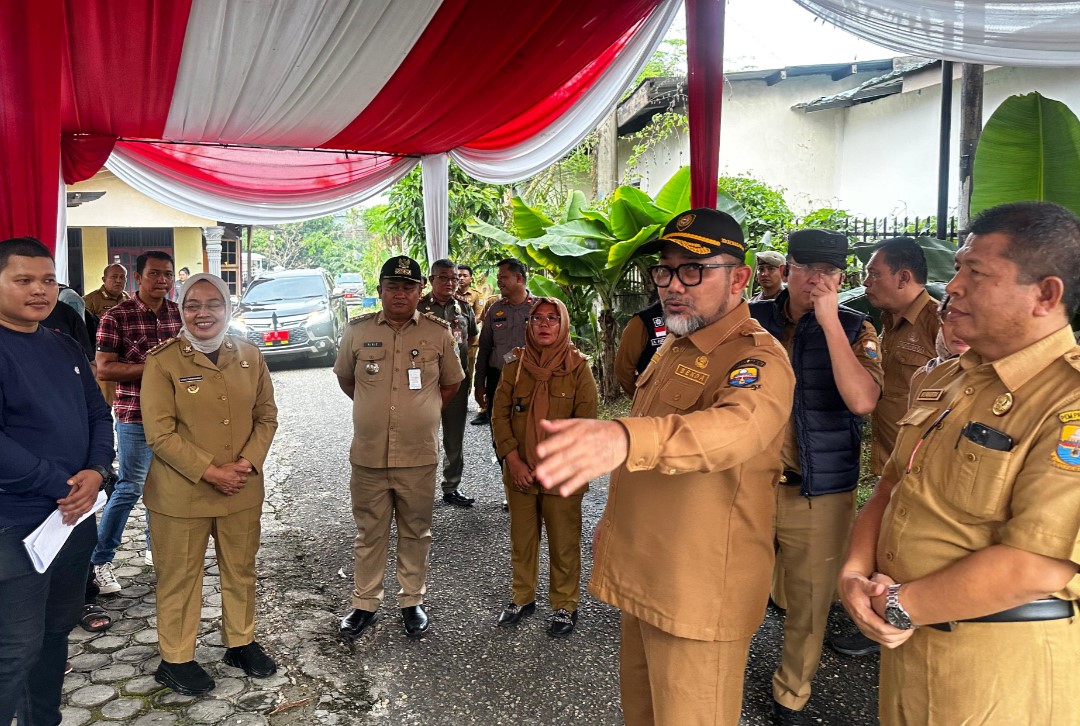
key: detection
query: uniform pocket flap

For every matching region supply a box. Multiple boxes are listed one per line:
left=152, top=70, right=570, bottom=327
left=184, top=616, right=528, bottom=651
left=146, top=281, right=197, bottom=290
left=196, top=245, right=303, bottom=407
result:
left=359, top=348, right=386, bottom=361
left=897, top=406, right=937, bottom=427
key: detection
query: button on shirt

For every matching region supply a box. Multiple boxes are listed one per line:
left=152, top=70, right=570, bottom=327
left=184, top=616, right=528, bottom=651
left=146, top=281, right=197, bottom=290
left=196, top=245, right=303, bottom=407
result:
left=96, top=295, right=183, bottom=423
left=334, top=311, right=464, bottom=469
left=878, top=326, right=1080, bottom=602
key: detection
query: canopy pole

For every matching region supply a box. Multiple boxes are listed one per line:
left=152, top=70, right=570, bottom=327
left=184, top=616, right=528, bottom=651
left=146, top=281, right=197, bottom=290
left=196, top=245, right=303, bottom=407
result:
left=421, top=154, right=449, bottom=265
left=937, top=60, right=954, bottom=240
left=686, top=0, right=725, bottom=210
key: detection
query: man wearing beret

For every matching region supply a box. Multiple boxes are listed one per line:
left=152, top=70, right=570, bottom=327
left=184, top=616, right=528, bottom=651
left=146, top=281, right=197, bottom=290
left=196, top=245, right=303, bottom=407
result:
left=535, top=209, right=796, bottom=724
left=750, top=250, right=786, bottom=302
left=335, top=256, right=465, bottom=640
left=749, top=229, right=883, bottom=724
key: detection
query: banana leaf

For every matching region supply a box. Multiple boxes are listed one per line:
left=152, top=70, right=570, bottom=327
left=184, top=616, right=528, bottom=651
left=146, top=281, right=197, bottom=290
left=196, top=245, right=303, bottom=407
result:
left=545, top=219, right=616, bottom=241
left=527, top=275, right=568, bottom=303
left=511, top=198, right=554, bottom=239
left=654, top=166, right=691, bottom=214
left=563, top=190, right=588, bottom=223
left=606, top=224, right=663, bottom=269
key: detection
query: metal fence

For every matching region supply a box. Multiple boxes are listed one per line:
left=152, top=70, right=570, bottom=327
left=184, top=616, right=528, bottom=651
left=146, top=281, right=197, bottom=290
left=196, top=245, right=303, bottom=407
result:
left=821, top=215, right=960, bottom=245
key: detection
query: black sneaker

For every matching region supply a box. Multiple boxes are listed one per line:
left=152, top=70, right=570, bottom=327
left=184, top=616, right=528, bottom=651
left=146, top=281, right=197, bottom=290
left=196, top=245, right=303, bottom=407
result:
left=155, top=660, right=215, bottom=696
left=771, top=699, right=810, bottom=725
left=548, top=608, right=578, bottom=637
left=829, top=630, right=880, bottom=657
left=223, top=641, right=277, bottom=677
left=497, top=601, right=536, bottom=627
left=470, top=412, right=489, bottom=425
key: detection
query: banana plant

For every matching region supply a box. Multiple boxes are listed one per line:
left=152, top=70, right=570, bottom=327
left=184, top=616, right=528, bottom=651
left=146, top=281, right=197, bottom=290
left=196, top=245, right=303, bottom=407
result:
left=468, top=166, right=745, bottom=400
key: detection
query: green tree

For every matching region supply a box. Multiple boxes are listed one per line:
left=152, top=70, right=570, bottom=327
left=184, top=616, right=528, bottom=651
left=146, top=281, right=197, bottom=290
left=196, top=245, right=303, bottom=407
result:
left=717, top=175, right=794, bottom=243
left=250, top=216, right=360, bottom=274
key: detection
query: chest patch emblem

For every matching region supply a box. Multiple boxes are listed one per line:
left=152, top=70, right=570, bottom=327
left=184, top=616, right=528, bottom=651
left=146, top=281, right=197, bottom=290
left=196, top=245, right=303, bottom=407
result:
left=186, top=384, right=200, bottom=394
left=363, top=341, right=383, bottom=348
left=992, top=392, right=1014, bottom=416
left=863, top=340, right=879, bottom=359
left=675, top=364, right=709, bottom=385
left=727, top=365, right=760, bottom=388
left=365, top=361, right=380, bottom=375
left=179, top=375, right=203, bottom=383
left=1052, top=419, right=1080, bottom=472
left=695, top=355, right=709, bottom=370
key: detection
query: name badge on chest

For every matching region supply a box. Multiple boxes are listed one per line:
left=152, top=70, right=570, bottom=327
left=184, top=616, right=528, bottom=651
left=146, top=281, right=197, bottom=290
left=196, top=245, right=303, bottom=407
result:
left=408, top=367, right=422, bottom=390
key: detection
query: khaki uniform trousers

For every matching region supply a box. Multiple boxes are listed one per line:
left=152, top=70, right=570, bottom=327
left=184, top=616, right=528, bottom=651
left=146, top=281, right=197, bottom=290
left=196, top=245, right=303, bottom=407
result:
left=771, top=486, right=855, bottom=710
left=148, top=507, right=261, bottom=662
left=350, top=463, right=437, bottom=610
left=620, top=612, right=752, bottom=726
left=505, top=486, right=582, bottom=612
left=440, top=382, right=469, bottom=492
left=879, top=615, right=1080, bottom=725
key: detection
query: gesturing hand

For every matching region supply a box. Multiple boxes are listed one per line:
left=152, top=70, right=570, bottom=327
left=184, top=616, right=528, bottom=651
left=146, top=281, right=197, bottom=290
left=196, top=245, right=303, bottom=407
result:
left=809, top=275, right=840, bottom=326
left=534, top=419, right=628, bottom=497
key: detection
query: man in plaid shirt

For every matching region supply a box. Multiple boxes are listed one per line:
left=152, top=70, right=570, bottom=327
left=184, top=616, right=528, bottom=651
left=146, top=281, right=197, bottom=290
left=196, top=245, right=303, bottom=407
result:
left=92, top=251, right=182, bottom=593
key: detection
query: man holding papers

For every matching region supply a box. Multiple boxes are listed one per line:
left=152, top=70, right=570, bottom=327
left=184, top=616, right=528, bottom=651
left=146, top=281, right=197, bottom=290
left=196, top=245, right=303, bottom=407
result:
left=0, top=238, right=114, bottom=726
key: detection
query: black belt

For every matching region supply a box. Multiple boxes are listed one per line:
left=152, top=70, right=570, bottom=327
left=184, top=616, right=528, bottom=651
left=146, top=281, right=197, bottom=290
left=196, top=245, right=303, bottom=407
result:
left=929, top=598, right=1075, bottom=632
left=778, top=470, right=802, bottom=486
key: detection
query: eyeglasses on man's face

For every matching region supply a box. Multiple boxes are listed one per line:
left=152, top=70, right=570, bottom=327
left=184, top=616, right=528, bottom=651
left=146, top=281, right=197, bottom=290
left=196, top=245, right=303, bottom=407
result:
left=431, top=274, right=457, bottom=284
left=529, top=314, right=561, bottom=326
left=182, top=301, right=225, bottom=313
left=649, top=263, right=738, bottom=288
left=786, top=261, right=842, bottom=277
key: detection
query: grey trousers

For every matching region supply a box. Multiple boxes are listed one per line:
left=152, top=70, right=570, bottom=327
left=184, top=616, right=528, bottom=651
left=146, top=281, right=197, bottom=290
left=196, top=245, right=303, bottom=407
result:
left=440, top=382, right=469, bottom=492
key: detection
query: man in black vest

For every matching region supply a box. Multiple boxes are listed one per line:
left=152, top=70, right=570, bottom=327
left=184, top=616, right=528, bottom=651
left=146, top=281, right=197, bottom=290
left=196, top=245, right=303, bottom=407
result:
left=749, top=229, right=883, bottom=725
left=613, top=300, right=666, bottom=396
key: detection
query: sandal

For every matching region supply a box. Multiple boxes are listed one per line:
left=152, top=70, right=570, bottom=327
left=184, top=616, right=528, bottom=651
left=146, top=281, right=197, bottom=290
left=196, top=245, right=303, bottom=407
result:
left=79, top=603, right=113, bottom=632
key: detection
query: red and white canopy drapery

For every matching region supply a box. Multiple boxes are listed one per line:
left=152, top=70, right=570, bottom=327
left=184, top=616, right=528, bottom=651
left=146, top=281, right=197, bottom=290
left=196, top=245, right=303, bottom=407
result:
left=0, top=0, right=683, bottom=270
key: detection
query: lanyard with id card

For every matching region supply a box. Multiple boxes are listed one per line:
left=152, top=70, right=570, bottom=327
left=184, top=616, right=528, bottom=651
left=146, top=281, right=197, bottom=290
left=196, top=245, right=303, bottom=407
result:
left=408, top=349, right=422, bottom=390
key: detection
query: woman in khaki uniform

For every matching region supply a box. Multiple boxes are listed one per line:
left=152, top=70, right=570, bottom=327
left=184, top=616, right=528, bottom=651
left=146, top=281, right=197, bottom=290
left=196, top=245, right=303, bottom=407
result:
left=141, top=273, right=278, bottom=696
left=491, top=297, right=598, bottom=636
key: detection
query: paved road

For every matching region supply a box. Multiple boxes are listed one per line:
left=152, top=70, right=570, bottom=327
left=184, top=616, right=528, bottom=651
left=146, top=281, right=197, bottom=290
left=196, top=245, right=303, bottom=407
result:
left=58, top=360, right=880, bottom=725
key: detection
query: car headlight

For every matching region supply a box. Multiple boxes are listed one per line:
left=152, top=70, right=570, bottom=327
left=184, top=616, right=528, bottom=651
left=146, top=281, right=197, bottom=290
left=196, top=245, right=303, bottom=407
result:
left=229, top=319, right=249, bottom=335
left=306, top=309, right=332, bottom=326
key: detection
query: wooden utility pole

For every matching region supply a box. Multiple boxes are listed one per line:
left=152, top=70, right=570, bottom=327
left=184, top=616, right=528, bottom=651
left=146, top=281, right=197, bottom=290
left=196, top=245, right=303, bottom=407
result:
left=595, top=107, right=619, bottom=199
left=957, top=64, right=984, bottom=237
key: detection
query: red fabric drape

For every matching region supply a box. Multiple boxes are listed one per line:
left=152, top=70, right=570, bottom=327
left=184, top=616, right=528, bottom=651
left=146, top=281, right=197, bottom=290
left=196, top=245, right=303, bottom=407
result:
left=327, top=0, right=662, bottom=153
left=62, top=134, right=117, bottom=184
left=686, top=0, right=725, bottom=209
left=0, top=0, right=62, bottom=250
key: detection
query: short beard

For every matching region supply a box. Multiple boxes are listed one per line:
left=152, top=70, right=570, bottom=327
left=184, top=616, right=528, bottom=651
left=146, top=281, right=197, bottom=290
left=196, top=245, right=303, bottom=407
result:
left=665, top=312, right=707, bottom=337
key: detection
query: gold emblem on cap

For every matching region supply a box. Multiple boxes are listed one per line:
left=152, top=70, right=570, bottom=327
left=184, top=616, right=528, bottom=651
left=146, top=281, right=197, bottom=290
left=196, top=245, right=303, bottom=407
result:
left=992, top=392, right=1013, bottom=416
left=695, top=355, right=708, bottom=370
left=676, top=213, right=695, bottom=230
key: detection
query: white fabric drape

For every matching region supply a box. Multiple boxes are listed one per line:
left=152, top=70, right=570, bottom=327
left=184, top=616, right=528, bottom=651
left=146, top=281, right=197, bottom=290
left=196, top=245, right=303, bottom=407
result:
left=793, top=1, right=1080, bottom=66
left=421, top=154, right=449, bottom=264
left=55, top=173, right=68, bottom=284
left=105, top=146, right=417, bottom=224
left=164, top=0, right=444, bottom=145
left=450, top=0, right=682, bottom=182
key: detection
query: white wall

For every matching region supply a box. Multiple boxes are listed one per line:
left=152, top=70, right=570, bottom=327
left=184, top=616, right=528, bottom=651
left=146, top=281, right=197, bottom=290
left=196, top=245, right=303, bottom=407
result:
left=67, top=170, right=215, bottom=228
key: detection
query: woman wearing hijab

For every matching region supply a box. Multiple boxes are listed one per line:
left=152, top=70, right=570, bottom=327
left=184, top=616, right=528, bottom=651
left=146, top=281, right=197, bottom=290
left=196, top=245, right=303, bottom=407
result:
left=141, top=273, right=278, bottom=695
left=490, top=297, right=598, bottom=637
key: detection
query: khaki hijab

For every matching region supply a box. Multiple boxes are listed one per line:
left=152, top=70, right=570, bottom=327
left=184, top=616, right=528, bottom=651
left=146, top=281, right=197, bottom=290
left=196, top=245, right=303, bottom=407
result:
left=516, top=297, right=587, bottom=467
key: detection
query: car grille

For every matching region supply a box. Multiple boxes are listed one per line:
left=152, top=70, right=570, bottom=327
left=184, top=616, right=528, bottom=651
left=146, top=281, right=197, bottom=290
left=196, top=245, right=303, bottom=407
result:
left=246, top=327, right=310, bottom=347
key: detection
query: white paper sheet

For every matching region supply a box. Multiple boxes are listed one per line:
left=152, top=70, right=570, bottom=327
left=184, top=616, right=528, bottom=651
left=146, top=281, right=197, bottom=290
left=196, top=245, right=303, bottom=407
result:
left=22, top=491, right=107, bottom=574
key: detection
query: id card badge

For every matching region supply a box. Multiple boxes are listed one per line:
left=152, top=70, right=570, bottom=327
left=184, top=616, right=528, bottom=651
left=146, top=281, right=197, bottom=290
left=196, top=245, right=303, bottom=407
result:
left=408, top=367, right=422, bottom=390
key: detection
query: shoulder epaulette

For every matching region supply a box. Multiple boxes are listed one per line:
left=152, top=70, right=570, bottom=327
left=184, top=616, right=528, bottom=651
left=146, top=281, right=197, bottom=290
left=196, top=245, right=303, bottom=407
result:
left=421, top=311, right=451, bottom=329
left=750, top=330, right=776, bottom=347
left=148, top=337, right=179, bottom=356
left=1064, top=347, right=1080, bottom=374
left=349, top=312, right=377, bottom=325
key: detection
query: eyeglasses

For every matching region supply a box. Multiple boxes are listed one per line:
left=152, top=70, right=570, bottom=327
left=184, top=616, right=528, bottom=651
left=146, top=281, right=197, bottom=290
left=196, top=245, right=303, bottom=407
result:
left=787, top=261, right=841, bottom=277
left=182, top=301, right=225, bottom=313
left=649, top=263, right=737, bottom=288
left=529, top=314, right=561, bottom=326
left=431, top=274, right=456, bottom=283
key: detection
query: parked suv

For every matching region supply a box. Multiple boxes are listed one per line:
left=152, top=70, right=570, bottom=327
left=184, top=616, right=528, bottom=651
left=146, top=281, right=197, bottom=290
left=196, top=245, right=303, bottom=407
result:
left=230, top=269, right=347, bottom=363
left=335, top=272, right=365, bottom=308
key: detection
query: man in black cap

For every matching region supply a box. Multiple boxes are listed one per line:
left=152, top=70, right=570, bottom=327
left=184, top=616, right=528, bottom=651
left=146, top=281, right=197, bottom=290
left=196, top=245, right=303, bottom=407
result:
left=334, top=256, right=464, bottom=640
left=533, top=209, right=796, bottom=725
left=749, top=230, right=883, bottom=724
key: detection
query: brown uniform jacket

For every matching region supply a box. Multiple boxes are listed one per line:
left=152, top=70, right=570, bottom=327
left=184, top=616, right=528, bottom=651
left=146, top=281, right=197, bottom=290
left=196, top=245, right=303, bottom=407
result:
left=615, top=315, right=648, bottom=397
left=871, top=289, right=940, bottom=474
left=590, top=302, right=796, bottom=641
left=82, top=287, right=129, bottom=318
left=334, top=310, right=464, bottom=469
left=459, top=287, right=486, bottom=323
left=879, top=325, right=1080, bottom=602
left=142, top=335, right=278, bottom=518
left=491, top=355, right=599, bottom=494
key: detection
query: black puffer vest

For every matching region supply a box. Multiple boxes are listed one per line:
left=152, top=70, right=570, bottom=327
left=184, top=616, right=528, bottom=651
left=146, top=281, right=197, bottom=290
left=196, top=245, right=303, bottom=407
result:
left=634, top=301, right=667, bottom=375
left=750, top=290, right=869, bottom=496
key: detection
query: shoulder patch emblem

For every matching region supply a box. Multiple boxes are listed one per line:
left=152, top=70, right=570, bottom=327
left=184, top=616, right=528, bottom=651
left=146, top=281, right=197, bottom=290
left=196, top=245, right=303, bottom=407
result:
left=1052, top=413, right=1080, bottom=471
left=727, top=365, right=760, bottom=388
left=863, top=340, right=879, bottom=359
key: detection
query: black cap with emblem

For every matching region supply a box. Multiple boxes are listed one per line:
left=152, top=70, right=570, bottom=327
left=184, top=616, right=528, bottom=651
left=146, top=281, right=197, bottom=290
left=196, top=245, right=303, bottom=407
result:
left=637, top=208, right=747, bottom=262
left=786, top=229, right=851, bottom=269
left=379, top=255, right=424, bottom=284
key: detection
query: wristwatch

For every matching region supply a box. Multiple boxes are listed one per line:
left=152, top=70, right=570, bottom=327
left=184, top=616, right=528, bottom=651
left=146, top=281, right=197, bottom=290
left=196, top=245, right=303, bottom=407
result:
left=89, top=465, right=112, bottom=487
left=884, top=583, right=918, bottom=630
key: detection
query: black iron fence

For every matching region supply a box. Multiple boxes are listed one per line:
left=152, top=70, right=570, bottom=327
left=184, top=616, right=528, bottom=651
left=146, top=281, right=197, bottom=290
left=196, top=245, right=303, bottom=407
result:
left=810, top=215, right=960, bottom=245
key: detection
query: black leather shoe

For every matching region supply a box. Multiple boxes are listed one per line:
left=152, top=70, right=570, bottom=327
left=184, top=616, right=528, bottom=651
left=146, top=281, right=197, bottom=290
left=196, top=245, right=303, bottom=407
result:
left=829, top=630, right=880, bottom=657
left=402, top=605, right=429, bottom=638
left=442, top=489, right=475, bottom=507
left=497, top=601, right=536, bottom=627
left=223, top=641, right=277, bottom=677
left=771, top=700, right=810, bottom=725
left=470, top=412, right=489, bottom=425
left=155, top=660, right=215, bottom=696
left=339, top=608, right=381, bottom=640
left=548, top=608, right=578, bottom=637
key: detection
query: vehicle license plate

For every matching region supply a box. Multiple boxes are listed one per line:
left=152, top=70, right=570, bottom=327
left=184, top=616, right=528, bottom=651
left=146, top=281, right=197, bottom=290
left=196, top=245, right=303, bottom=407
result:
left=262, top=330, right=289, bottom=345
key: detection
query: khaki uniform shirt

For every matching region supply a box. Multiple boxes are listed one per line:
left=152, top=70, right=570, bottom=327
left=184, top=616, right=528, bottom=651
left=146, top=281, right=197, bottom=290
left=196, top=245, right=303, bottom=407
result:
left=777, top=311, right=884, bottom=473
left=879, top=325, right=1080, bottom=601
left=334, top=310, right=464, bottom=469
left=615, top=315, right=648, bottom=397
left=82, top=287, right=129, bottom=318
left=459, top=287, right=486, bottom=323
left=491, top=356, right=598, bottom=494
left=871, top=289, right=940, bottom=474
left=141, top=336, right=278, bottom=518
left=475, top=295, right=535, bottom=383
left=590, top=303, right=796, bottom=641
left=418, top=292, right=477, bottom=374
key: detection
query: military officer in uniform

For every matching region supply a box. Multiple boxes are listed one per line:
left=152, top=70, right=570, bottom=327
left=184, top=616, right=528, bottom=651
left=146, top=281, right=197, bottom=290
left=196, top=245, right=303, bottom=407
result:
left=336, top=256, right=465, bottom=640
left=840, top=201, right=1080, bottom=725
left=141, top=273, right=279, bottom=696
left=419, top=259, right=478, bottom=507
left=534, top=209, right=796, bottom=725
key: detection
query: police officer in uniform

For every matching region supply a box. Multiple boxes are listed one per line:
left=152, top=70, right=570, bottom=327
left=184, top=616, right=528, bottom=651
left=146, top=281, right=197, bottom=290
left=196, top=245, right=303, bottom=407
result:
left=534, top=209, right=796, bottom=725
left=749, top=250, right=786, bottom=302
left=472, top=259, right=534, bottom=426
left=614, top=300, right=666, bottom=397
left=336, top=256, right=464, bottom=640
left=419, top=259, right=477, bottom=507
left=840, top=201, right=1080, bottom=725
